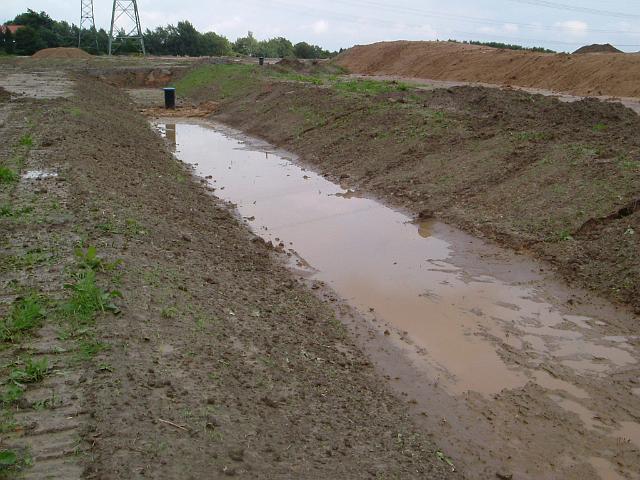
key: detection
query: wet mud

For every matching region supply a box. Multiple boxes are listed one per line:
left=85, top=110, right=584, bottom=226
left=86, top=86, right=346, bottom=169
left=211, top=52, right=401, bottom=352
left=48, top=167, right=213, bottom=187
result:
left=158, top=119, right=640, bottom=479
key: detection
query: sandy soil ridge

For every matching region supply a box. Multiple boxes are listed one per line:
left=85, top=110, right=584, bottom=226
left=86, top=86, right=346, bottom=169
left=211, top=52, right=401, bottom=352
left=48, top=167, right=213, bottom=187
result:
left=336, top=41, right=640, bottom=98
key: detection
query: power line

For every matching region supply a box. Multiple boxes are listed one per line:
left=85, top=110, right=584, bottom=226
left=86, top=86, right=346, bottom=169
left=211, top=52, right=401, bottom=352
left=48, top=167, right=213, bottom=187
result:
left=330, top=0, right=640, bottom=35
left=505, top=0, right=640, bottom=19
left=79, top=0, right=99, bottom=51
left=260, top=0, right=640, bottom=49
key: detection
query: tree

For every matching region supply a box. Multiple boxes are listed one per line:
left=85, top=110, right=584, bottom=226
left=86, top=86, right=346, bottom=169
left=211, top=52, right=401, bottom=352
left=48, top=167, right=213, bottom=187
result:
left=11, top=10, right=54, bottom=30
left=4, top=29, right=14, bottom=54
left=200, top=32, right=232, bottom=56
left=258, top=37, right=294, bottom=58
left=175, top=21, right=201, bottom=56
left=233, top=31, right=258, bottom=56
left=14, top=26, right=46, bottom=55
left=144, top=26, right=169, bottom=55
left=293, top=42, right=315, bottom=58
left=3, top=8, right=334, bottom=58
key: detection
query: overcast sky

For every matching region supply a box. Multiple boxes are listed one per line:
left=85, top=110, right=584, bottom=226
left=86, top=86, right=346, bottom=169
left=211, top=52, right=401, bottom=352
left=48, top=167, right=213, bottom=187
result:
left=3, top=0, right=640, bottom=52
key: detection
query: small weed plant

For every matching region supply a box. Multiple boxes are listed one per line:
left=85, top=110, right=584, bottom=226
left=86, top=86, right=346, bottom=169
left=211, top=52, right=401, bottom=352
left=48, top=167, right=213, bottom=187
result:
left=0, top=295, right=46, bottom=342
left=18, top=134, right=33, bottom=147
left=10, top=357, right=48, bottom=384
left=0, top=167, right=18, bottom=184
left=62, top=269, right=121, bottom=330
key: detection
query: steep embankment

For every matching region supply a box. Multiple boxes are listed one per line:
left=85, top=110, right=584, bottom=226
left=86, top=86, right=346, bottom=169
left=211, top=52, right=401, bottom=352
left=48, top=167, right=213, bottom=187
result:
left=335, top=41, right=640, bottom=98
left=178, top=65, right=640, bottom=311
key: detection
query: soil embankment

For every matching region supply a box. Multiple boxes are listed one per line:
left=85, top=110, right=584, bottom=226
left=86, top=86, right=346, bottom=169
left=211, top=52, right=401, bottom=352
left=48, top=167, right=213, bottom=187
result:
left=335, top=41, right=640, bottom=97
left=178, top=64, right=640, bottom=312
left=32, top=47, right=92, bottom=59
left=574, top=44, right=623, bottom=54
left=0, top=66, right=455, bottom=478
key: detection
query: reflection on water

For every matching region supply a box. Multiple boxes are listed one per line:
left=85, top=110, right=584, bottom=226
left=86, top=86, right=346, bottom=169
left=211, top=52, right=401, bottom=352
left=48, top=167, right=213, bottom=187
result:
left=158, top=122, right=638, bottom=399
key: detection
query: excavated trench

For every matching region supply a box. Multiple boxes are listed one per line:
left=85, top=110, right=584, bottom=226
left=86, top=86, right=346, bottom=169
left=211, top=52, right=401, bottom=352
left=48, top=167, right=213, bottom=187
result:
left=153, top=119, right=640, bottom=480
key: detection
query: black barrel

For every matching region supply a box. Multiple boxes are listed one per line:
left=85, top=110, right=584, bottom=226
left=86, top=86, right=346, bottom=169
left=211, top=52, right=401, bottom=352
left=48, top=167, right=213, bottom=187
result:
left=163, top=87, right=176, bottom=109
left=259, top=56, right=265, bottom=66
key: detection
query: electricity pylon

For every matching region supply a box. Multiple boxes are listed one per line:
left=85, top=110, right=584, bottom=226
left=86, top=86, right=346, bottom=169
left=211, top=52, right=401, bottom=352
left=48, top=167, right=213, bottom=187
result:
left=79, top=0, right=99, bottom=52
left=108, top=0, right=146, bottom=55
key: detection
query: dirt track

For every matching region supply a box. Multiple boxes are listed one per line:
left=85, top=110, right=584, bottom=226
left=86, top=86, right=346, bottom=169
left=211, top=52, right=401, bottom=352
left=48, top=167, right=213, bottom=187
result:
left=0, top=63, right=454, bottom=478
left=335, top=41, right=640, bottom=98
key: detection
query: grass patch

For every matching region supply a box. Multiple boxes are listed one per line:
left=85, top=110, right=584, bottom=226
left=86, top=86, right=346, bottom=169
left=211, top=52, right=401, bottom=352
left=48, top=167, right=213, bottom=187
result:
left=268, top=71, right=324, bottom=85
left=0, top=448, right=31, bottom=478
left=0, top=167, right=18, bottom=184
left=618, top=154, right=640, bottom=171
left=18, top=134, right=33, bottom=147
left=334, top=79, right=409, bottom=95
left=9, top=357, right=48, bottom=384
left=173, top=64, right=259, bottom=98
left=61, top=269, right=121, bottom=331
left=0, top=249, right=51, bottom=272
left=0, top=295, right=46, bottom=343
left=68, top=107, right=83, bottom=117
left=75, top=338, right=108, bottom=361
left=513, top=131, right=549, bottom=142
left=0, top=205, right=33, bottom=218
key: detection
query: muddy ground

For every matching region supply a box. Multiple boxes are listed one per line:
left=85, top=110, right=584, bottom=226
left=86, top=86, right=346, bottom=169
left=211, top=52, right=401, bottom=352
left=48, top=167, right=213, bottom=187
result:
left=176, top=63, right=639, bottom=313
left=0, top=62, right=455, bottom=478
left=1, top=55, right=639, bottom=480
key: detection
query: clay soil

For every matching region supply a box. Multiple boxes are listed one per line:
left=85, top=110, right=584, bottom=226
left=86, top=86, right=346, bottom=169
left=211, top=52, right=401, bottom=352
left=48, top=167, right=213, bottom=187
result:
left=0, top=65, right=455, bottom=478
left=32, top=47, right=92, bottom=59
left=335, top=41, right=640, bottom=98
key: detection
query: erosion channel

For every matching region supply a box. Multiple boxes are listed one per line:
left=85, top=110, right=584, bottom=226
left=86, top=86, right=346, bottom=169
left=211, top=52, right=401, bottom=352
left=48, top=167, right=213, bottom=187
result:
left=154, top=119, right=640, bottom=480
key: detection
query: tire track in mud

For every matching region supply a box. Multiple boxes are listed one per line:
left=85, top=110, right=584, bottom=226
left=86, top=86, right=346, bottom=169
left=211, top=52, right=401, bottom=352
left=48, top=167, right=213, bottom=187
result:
left=0, top=77, right=87, bottom=479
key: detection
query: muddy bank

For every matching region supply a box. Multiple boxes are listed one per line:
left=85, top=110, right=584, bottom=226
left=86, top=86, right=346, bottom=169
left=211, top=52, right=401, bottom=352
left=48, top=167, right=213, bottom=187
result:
left=152, top=118, right=640, bottom=479
left=176, top=65, right=640, bottom=312
left=0, top=66, right=455, bottom=478
left=159, top=118, right=640, bottom=479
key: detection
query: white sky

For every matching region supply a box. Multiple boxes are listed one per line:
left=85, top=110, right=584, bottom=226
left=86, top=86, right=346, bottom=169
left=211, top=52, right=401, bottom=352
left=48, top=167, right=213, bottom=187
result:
left=3, top=0, right=640, bottom=52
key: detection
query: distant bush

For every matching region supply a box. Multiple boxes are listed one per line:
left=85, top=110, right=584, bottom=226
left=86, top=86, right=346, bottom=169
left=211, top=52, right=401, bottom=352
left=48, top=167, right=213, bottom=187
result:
left=2, top=9, right=338, bottom=58
left=447, top=39, right=555, bottom=53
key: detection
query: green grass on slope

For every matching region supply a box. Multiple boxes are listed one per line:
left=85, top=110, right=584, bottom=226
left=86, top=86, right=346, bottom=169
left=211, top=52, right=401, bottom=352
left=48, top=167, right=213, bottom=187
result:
left=173, top=64, right=259, bottom=98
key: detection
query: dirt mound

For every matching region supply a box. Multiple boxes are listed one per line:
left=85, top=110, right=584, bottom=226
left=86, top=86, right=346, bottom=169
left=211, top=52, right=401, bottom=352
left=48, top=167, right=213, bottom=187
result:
left=32, top=47, right=92, bottom=59
left=276, top=57, right=306, bottom=71
left=335, top=40, right=640, bottom=98
left=574, top=43, right=622, bottom=54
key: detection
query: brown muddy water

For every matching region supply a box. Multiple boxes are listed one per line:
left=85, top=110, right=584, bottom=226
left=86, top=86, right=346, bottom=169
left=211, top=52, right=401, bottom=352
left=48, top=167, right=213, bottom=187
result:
left=154, top=120, right=640, bottom=480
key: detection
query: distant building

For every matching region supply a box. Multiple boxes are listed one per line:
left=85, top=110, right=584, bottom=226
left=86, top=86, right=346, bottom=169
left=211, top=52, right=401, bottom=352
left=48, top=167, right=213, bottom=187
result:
left=0, top=25, right=24, bottom=35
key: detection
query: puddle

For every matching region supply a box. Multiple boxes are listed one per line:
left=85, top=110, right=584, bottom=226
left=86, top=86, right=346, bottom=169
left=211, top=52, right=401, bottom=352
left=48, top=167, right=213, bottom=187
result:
left=23, top=170, right=58, bottom=180
left=158, top=120, right=638, bottom=398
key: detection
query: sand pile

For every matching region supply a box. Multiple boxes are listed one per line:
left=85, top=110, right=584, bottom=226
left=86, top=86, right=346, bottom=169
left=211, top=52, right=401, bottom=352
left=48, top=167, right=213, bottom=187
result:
left=574, top=44, right=622, bottom=54
left=32, top=47, right=92, bottom=59
left=335, top=41, right=640, bottom=98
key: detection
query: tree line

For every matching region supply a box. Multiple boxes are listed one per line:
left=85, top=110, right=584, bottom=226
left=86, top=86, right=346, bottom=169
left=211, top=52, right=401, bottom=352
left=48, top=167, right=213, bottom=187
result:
left=0, top=9, right=337, bottom=58
left=448, top=38, right=555, bottom=53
